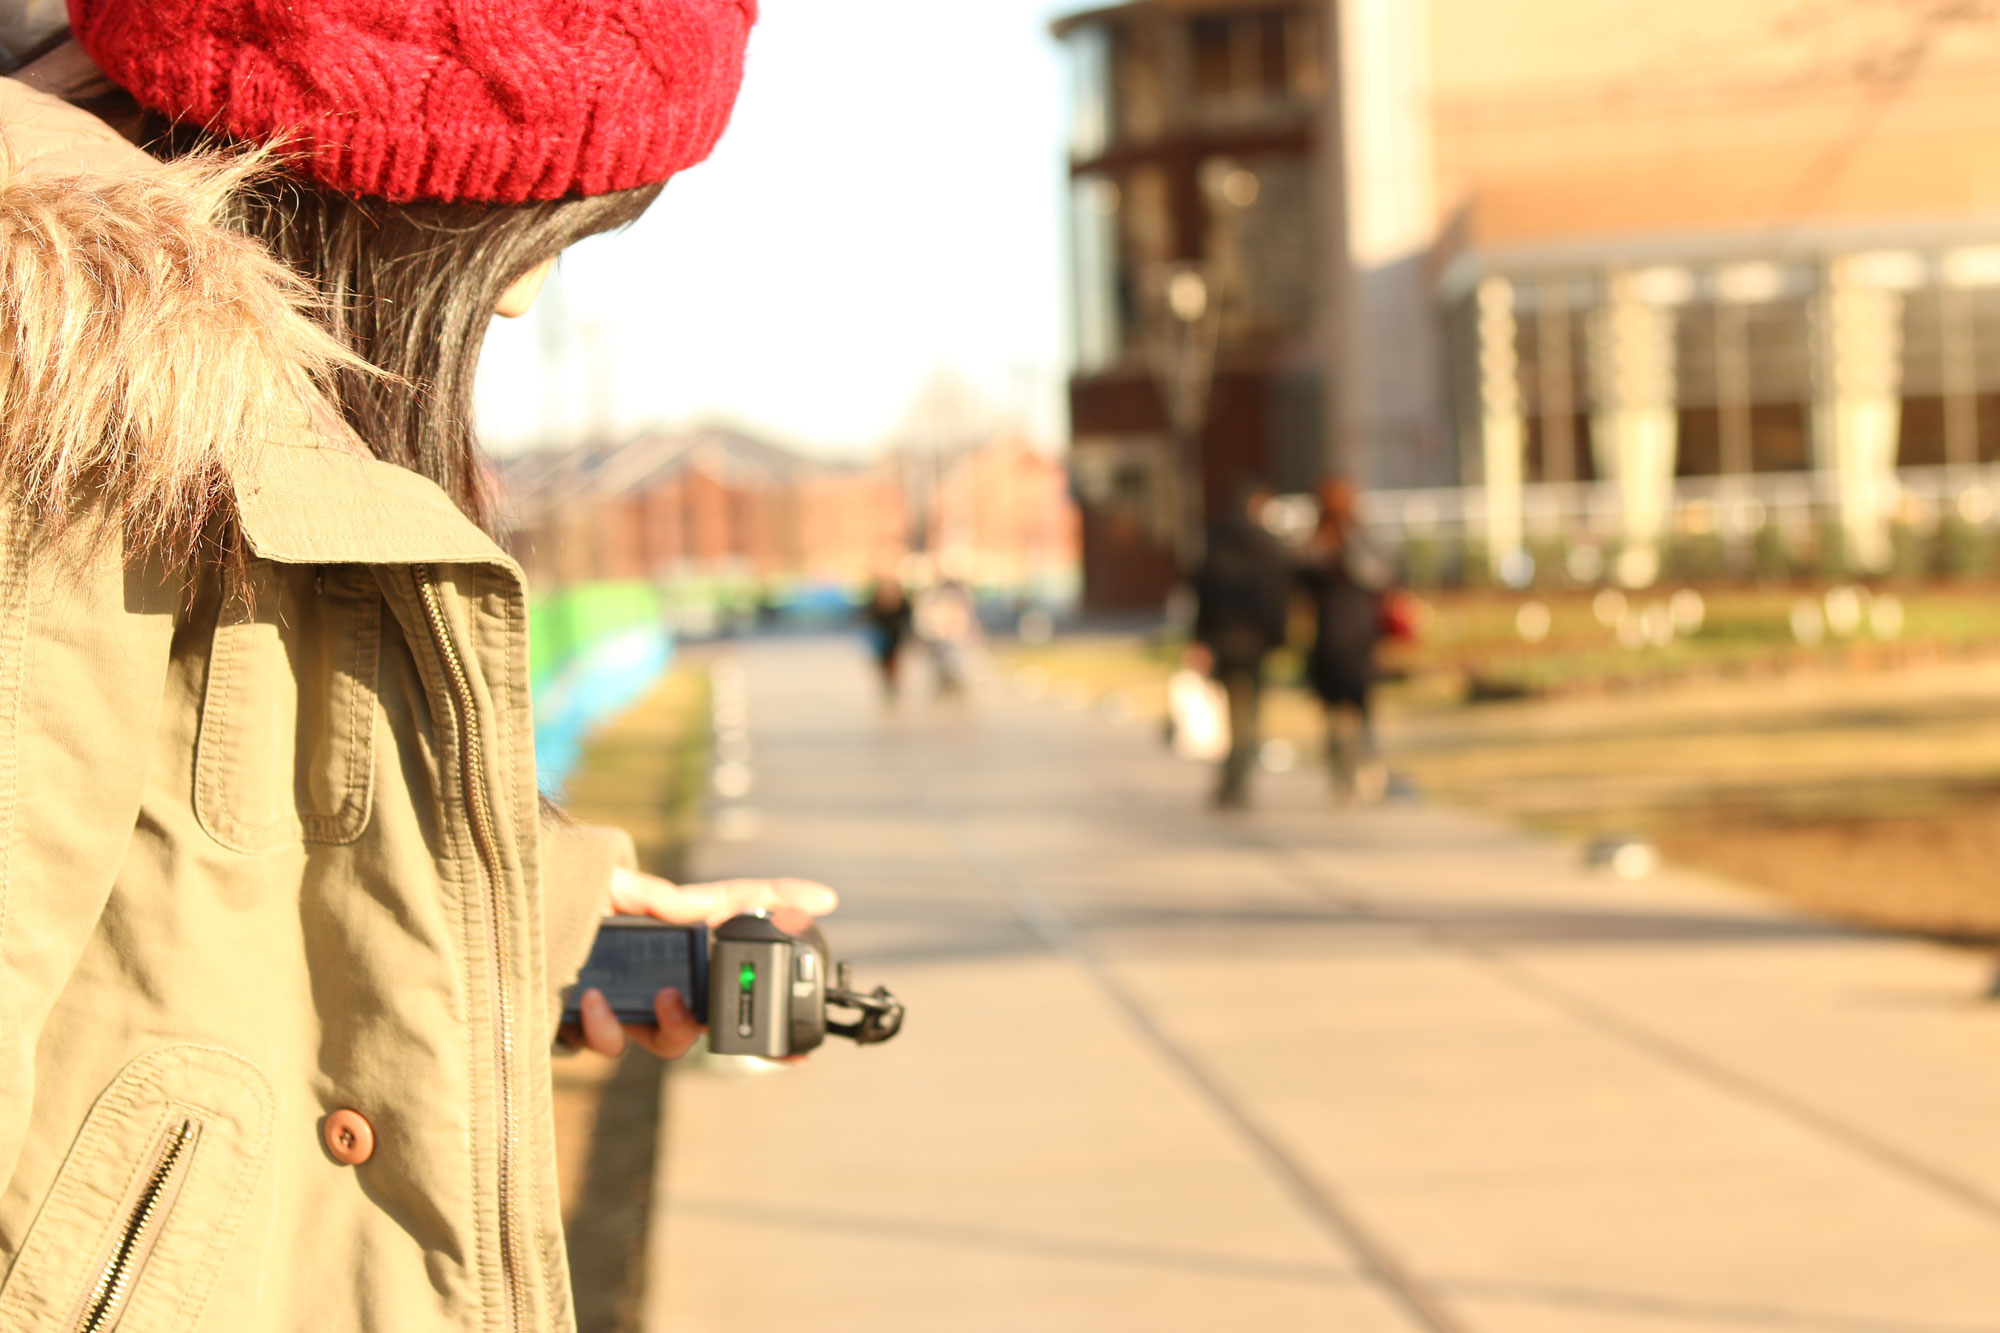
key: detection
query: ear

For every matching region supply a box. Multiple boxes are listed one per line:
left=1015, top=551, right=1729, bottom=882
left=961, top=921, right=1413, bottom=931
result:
left=496, top=258, right=556, bottom=318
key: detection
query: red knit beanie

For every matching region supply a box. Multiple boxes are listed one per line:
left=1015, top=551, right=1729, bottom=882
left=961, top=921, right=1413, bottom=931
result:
left=67, top=0, right=757, bottom=204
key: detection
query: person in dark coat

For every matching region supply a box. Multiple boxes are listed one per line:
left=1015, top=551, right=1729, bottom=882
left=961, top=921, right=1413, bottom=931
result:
left=1190, top=481, right=1292, bottom=808
left=1300, top=478, right=1389, bottom=803
left=862, top=575, right=916, bottom=701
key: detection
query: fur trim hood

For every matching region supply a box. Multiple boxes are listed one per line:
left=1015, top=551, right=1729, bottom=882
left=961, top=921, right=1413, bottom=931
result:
left=0, top=77, right=371, bottom=558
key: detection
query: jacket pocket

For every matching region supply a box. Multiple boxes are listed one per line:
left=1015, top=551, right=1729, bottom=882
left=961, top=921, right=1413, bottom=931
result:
left=0, top=1046, right=275, bottom=1332
left=195, top=562, right=380, bottom=852
left=64, top=1116, right=200, bottom=1333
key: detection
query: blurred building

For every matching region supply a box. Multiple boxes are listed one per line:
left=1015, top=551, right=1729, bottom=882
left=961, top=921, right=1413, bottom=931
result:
left=930, top=435, right=1085, bottom=594
left=498, top=426, right=856, bottom=589
left=1057, top=0, right=2000, bottom=604
left=498, top=426, right=1078, bottom=602
left=1058, top=0, right=1327, bottom=607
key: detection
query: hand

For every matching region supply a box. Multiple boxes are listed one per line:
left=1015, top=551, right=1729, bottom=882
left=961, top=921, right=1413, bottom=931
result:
left=571, top=984, right=701, bottom=1060
left=607, top=868, right=838, bottom=935
left=568, top=870, right=840, bottom=1060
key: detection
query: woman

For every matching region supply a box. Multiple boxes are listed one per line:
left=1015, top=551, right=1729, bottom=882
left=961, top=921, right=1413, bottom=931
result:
left=0, top=4, right=829, bottom=1330
left=1301, top=478, right=1390, bottom=805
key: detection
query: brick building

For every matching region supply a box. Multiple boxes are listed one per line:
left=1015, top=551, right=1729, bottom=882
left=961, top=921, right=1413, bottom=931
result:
left=497, top=426, right=1077, bottom=602
left=929, top=434, right=1084, bottom=595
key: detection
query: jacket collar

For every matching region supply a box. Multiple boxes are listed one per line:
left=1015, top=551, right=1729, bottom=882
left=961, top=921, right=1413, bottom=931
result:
left=231, top=400, right=518, bottom=572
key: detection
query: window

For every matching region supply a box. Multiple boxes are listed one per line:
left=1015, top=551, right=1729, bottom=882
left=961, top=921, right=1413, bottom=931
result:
left=1257, top=11, right=1292, bottom=97
left=1113, top=20, right=1170, bottom=142
left=1203, top=155, right=1315, bottom=344
left=1069, top=166, right=1174, bottom=374
left=1186, top=8, right=1313, bottom=127
left=1190, top=16, right=1236, bottom=103
left=1071, top=176, right=1121, bottom=373
left=1064, top=25, right=1112, bottom=160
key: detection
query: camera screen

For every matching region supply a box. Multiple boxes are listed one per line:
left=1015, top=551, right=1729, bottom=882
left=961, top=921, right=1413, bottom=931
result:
left=568, top=919, right=709, bottom=1026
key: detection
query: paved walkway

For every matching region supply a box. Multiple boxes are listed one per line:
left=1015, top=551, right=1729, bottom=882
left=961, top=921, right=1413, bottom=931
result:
left=644, top=638, right=2000, bottom=1333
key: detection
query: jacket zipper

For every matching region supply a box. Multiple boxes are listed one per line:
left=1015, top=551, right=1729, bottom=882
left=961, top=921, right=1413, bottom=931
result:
left=416, top=567, right=527, bottom=1333
left=66, top=1118, right=200, bottom=1333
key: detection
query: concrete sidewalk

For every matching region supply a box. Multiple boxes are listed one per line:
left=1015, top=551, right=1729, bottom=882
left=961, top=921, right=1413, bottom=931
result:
left=644, top=638, right=2000, bottom=1333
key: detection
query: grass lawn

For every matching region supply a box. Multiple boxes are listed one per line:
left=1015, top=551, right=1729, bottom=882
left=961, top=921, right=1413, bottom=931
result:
left=1004, top=584, right=2000, bottom=942
left=1395, top=664, right=2000, bottom=941
left=1396, top=584, right=2000, bottom=696
left=547, top=664, right=711, bottom=1333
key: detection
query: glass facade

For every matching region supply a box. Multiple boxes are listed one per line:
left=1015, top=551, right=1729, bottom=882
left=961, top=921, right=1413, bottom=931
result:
left=1453, top=249, right=2000, bottom=496
left=1899, top=267, right=2000, bottom=467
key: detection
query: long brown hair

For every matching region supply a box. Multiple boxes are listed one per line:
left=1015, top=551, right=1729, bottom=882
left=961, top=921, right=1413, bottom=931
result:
left=231, top=177, right=662, bottom=532
left=150, top=121, right=660, bottom=532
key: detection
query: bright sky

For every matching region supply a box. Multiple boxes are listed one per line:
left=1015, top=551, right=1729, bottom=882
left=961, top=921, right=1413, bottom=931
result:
left=476, top=0, right=1078, bottom=459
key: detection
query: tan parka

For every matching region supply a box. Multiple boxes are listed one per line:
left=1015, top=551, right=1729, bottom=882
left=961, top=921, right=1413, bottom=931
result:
left=0, top=81, right=630, bottom=1331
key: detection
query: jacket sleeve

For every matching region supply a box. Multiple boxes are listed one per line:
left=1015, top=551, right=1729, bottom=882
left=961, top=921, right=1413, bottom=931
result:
left=0, top=518, right=178, bottom=1192
left=539, top=818, right=637, bottom=1036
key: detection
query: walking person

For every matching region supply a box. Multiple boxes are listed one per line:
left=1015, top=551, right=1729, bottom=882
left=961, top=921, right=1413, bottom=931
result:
left=1190, top=482, right=1292, bottom=809
left=917, top=576, right=980, bottom=699
left=0, top=6, right=834, bottom=1331
left=863, top=574, right=917, bottom=701
left=1301, top=478, right=1391, bottom=804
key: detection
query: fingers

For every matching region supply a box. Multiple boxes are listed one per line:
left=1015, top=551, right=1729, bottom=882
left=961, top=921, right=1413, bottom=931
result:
left=576, top=988, right=701, bottom=1062
left=608, top=869, right=838, bottom=926
left=580, top=986, right=801, bottom=1066
left=577, top=988, right=627, bottom=1057
left=678, top=877, right=839, bottom=923
left=628, top=989, right=702, bottom=1060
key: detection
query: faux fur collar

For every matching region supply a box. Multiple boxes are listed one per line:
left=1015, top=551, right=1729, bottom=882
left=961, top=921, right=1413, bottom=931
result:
left=0, top=78, right=370, bottom=559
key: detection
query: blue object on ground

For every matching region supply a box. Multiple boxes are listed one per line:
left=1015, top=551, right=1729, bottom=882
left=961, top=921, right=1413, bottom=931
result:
left=532, top=623, right=674, bottom=795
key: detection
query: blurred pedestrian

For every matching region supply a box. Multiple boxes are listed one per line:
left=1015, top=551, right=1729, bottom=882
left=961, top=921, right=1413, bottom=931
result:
left=863, top=575, right=917, bottom=700
left=917, top=576, right=980, bottom=698
left=1191, top=481, right=1292, bottom=808
left=0, top=6, right=837, bottom=1331
left=1301, top=478, right=1391, bottom=804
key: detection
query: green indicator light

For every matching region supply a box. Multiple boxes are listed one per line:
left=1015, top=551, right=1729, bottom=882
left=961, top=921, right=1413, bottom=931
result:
left=738, top=963, right=756, bottom=991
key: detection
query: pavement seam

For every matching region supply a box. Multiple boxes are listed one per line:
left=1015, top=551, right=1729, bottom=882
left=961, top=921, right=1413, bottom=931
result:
left=940, top=812, right=1480, bottom=1333
left=1250, top=826, right=2000, bottom=1232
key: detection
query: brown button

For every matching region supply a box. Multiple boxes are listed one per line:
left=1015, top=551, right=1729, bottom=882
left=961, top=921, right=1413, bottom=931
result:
left=324, top=1109, right=375, bottom=1166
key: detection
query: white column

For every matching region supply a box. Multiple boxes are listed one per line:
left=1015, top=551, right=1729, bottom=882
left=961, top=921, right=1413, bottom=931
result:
left=1812, top=256, right=1907, bottom=572
left=1587, top=271, right=1680, bottom=586
left=1476, top=276, right=1524, bottom=573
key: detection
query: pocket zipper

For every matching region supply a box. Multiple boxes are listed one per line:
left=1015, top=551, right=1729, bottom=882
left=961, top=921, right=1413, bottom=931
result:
left=66, top=1118, right=201, bottom=1333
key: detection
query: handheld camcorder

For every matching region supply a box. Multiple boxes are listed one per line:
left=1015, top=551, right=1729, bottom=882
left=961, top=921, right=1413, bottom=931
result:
left=562, top=913, right=905, bottom=1058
